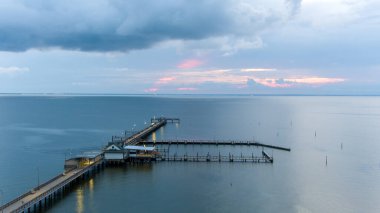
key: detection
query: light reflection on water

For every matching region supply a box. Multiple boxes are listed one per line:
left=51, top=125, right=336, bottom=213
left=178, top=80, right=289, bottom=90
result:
left=76, top=187, right=84, bottom=213
left=152, top=132, right=156, bottom=142
left=88, top=178, right=94, bottom=198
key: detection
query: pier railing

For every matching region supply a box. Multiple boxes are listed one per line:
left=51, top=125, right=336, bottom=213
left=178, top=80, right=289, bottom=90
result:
left=0, top=168, right=74, bottom=212
left=157, top=154, right=272, bottom=163
left=144, top=139, right=291, bottom=151
left=124, top=119, right=167, bottom=145
left=12, top=160, right=103, bottom=213
left=0, top=160, right=103, bottom=213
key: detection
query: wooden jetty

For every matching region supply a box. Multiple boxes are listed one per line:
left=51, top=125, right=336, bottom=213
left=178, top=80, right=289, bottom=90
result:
left=151, top=117, right=180, bottom=124
left=0, top=159, right=104, bottom=213
left=123, top=119, right=168, bottom=146
left=143, top=139, right=291, bottom=152
left=0, top=117, right=290, bottom=213
left=157, top=151, right=273, bottom=163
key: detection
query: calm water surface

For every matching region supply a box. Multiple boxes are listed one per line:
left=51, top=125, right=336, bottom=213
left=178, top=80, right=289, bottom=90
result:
left=0, top=96, right=379, bottom=212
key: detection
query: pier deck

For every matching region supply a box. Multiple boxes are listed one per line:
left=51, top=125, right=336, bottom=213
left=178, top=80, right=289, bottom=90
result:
left=123, top=118, right=168, bottom=146
left=144, top=140, right=291, bottom=151
left=151, top=117, right=180, bottom=123
left=157, top=153, right=273, bottom=163
left=0, top=160, right=103, bottom=213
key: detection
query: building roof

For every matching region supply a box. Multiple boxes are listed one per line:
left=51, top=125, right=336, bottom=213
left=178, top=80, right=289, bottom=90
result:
left=75, top=151, right=103, bottom=159
left=124, top=145, right=155, bottom=151
left=105, top=143, right=123, bottom=151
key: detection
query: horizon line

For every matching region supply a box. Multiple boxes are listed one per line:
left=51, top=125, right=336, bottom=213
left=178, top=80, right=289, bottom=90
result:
left=0, top=93, right=379, bottom=97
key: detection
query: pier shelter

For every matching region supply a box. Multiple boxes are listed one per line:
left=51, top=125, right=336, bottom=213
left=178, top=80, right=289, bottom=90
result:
left=64, top=151, right=103, bottom=171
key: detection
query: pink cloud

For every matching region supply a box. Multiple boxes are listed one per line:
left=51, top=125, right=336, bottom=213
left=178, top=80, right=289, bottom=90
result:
left=253, top=77, right=345, bottom=88
left=157, top=77, right=176, bottom=84
left=285, top=77, right=345, bottom=84
left=241, top=68, right=276, bottom=72
left=176, top=87, right=197, bottom=91
left=177, top=59, right=203, bottom=69
left=144, top=87, right=159, bottom=93
left=144, top=68, right=346, bottom=93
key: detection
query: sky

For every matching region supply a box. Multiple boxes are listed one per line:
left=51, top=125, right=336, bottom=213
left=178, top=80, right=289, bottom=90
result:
left=0, top=0, right=379, bottom=95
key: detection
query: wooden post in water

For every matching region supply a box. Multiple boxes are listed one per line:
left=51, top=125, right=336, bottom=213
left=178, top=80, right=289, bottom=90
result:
left=325, top=155, right=328, bottom=166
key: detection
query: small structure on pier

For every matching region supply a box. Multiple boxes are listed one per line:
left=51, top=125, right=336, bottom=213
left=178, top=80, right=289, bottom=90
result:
left=103, top=143, right=159, bottom=163
left=103, top=143, right=128, bottom=163
left=64, top=151, right=103, bottom=171
left=124, top=145, right=158, bottom=162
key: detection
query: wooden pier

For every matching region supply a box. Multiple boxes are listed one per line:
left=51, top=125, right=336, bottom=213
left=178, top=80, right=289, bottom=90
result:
left=144, top=140, right=291, bottom=151
left=0, top=160, right=104, bottom=213
left=123, top=118, right=172, bottom=146
left=151, top=117, right=180, bottom=124
left=0, top=117, right=290, bottom=213
left=157, top=151, right=273, bottom=163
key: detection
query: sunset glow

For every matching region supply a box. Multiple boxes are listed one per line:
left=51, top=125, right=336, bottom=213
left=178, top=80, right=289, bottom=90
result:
left=177, top=59, right=203, bottom=69
left=146, top=68, right=346, bottom=92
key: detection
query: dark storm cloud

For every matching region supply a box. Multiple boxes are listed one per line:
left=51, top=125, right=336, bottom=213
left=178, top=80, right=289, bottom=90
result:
left=0, top=0, right=293, bottom=52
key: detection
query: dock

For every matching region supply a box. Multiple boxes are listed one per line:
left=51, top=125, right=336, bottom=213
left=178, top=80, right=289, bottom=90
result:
left=124, top=118, right=167, bottom=146
left=151, top=117, right=180, bottom=124
left=0, top=159, right=104, bottom=213
left=144, top=140, right=291, bottom=151
left=0, top=117, right=290, bottom=213
left=156, top=151, right=273, bottom=163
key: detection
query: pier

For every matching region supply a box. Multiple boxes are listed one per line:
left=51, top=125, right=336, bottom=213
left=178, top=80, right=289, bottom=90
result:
left=144, top=139, right=291, bottom=151
left=1, top=117, right=290, bottom=213
left=151, top=117, right=180, bottom=124
left=156, top=151, right=273, bottom=163
left=0, top=159, right=104, bottom=213
left=123, top=118, right=167, bottom=146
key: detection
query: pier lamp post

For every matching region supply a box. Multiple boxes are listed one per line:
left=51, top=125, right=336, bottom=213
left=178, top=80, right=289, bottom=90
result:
left=37, top=167, right=40, bottom=190
left=132, top=124, right=136, bottom=133
left=64, top=149, right=72, bottom=160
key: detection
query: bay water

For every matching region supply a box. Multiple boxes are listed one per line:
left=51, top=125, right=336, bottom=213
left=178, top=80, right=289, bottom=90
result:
left=0, top=96, right=379, bottom=212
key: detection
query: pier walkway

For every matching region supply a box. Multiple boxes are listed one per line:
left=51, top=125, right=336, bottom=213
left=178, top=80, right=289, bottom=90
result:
left=144, top=140, right=291, bottom=151
left=123, top=118, right=169, bottom=146
left=157, top=151, right=273, bottom=163
left=0, top=160, right=103, bottom=213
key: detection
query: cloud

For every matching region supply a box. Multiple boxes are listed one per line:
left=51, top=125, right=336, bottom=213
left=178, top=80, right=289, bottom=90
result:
left=157, top=77, right=176, bottom=84
left=177, top=59, right=203, bottom=69
left=176, top=87, right=197, bottom=91
left=147, top=67, right=345, bottom=91
left=252, top=77, right=345, bottom=88
left=144, top=87, right=159, bottom=93
left=247, top=78, right=264, bottom=88
left=241, top=68, right=277, bottom=72
left=286, top=0, right=303, bottom=16
left=0, top=0, right=298, bottom=52
left=285, top=77, right=345, bottom=84
left=253, top=78, right=292, bottom=88
left=0, top=66, right=29, bottom=75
